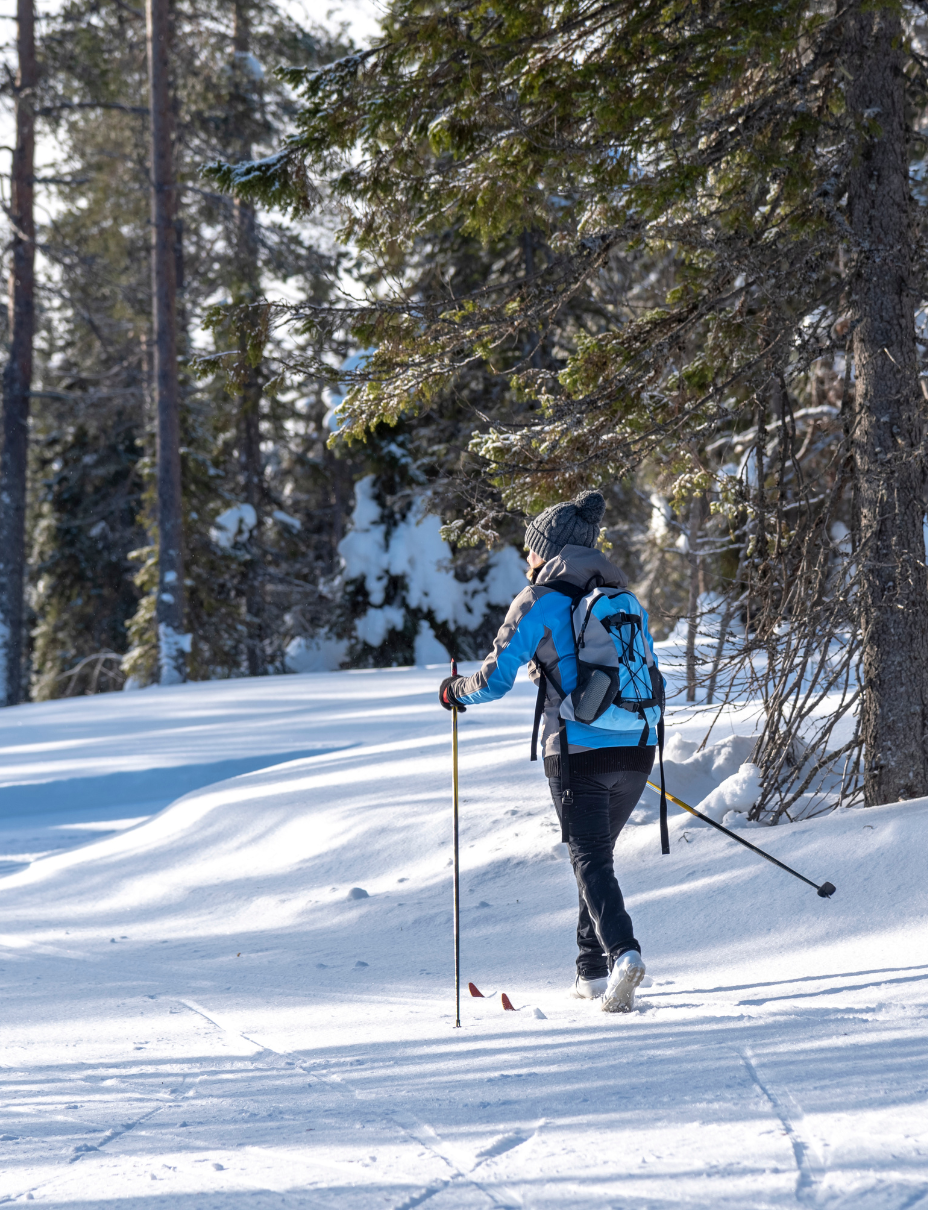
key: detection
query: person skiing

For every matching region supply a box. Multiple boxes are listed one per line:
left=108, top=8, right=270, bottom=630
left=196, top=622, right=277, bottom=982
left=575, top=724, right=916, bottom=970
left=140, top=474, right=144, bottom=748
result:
left=438, top=490, right=662, bottom=1013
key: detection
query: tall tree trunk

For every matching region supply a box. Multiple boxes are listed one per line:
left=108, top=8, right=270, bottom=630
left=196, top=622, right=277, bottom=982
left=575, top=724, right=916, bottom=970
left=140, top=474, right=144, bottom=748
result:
left=845, top=4, right=928, bottom=805
left=234, top=0, right=265, bottom=676
left=238, top=241, right=264, bottom=677
left=0, top=0, right=36, bottom=707
left=685, top=493, right=706, bottom=703
left=147, top=0, right=186, bottom=683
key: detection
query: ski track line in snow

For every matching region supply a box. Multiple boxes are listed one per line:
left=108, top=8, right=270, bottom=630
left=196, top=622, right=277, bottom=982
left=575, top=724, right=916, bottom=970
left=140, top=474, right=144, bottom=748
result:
left=0, top=996, right=297, bottom=1208
left=736, top=969, right=928, bottom=1006
left=642, top=962, right=928, bottom=1011
left=895, top=1189, right=928, bottom=1210
left=173, top=994, right=534, bottom=1210
left=644, top=961, right=928, bottom=999
left=66, top=1105, right=165, bottom=1165
left=0, top=1095, right=173, bottom=1203
left=175, top=996, right=269, bottom=1055
left=739, top=1046, right=826, bottom=1205
left=387, top=1112, right=537, bottom=1210
left=0, top=992, right=279, bottom=1205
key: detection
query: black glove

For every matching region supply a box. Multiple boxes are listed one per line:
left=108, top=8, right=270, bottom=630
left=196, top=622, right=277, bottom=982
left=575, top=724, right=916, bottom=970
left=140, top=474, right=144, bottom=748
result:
left=439, top=676, right=466, bottom=712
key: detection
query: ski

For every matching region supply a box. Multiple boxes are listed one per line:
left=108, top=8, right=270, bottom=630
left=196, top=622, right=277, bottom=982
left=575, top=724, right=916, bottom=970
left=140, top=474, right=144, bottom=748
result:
left=468, top=982, right=517, bottom=1010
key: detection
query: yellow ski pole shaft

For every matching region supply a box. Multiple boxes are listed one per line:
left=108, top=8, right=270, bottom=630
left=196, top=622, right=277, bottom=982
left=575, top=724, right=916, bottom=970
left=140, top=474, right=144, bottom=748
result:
left=646, top=781, right=836, bottom=898
left=451, top=659, right=462, bottom=1027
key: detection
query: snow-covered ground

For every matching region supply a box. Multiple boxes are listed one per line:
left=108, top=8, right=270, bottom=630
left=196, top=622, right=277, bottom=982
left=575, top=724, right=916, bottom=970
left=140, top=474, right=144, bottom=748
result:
left=0, top=658, right=926, bottom=1208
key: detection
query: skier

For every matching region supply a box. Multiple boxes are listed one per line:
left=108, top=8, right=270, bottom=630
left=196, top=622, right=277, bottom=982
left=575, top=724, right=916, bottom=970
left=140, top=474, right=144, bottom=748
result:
left=439, top=490, right=662, bottom=1013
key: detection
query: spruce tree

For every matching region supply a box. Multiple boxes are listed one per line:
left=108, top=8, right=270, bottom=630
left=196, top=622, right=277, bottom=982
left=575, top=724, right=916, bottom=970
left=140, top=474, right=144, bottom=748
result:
left=213, top=0, right=928, bottom=810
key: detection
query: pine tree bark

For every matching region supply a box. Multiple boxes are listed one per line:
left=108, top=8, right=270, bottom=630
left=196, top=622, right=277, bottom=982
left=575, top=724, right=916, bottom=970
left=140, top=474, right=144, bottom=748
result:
left=845, top=4, right=928, bottom=804
left=234, top=0, right=265, bottom=676
left=685, top=494, right=706, bottom=703
left=147, top=0, right=186, bottom=683
left=238, top=197, right=264, bottom=677
left=0, top=0, right=36, bottom=707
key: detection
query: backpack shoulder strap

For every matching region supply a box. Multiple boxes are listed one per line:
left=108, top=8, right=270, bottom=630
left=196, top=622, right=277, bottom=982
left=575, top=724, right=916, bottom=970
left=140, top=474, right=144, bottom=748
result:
left=529, top=577, right=584, bottom=761
left=530, top=669, right=546, bottom=762
left=658, top=716, right=669, bottom=855
left=539, top=577, right=585, bottom=601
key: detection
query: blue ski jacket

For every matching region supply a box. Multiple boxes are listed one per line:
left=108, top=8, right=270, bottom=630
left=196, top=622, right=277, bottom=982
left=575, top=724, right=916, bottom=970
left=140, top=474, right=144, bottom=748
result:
left=449, top=545, right=660, bottom=759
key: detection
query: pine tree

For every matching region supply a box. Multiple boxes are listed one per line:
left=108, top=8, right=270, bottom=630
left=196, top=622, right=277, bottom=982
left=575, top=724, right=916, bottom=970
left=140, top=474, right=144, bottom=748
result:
left=0, top=0, right=37, bottom=706
left=146, top=0, right=187, bottom=684
left=31, top=421, right=143, bottom=698
left=213, top=0, right=928, bottom=810
left=31, top=0, right=351, bottom=692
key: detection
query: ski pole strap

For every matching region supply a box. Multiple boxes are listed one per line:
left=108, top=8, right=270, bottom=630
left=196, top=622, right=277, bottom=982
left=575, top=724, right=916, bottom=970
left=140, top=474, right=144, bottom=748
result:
left=658, top=716, right=669, bottom=855
left=558, top=716, right=572, bottom=844
left=530, top=670, right=546, bottom=762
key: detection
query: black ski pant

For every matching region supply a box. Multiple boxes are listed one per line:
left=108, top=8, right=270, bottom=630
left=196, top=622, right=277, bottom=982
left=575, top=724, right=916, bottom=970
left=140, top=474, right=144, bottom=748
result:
left=547, top=766, right=650, bottom=978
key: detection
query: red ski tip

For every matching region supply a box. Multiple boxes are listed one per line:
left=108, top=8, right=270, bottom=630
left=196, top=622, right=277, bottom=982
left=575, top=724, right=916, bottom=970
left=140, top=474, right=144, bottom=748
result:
left=501, top=993, right=515, bottom=1011
left=468, top=982, right=484, bottom=998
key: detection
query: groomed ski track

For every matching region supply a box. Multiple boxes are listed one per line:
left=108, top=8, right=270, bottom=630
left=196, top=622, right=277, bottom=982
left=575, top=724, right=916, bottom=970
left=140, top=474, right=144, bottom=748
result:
left=0, top=662, right=926, bottom=1208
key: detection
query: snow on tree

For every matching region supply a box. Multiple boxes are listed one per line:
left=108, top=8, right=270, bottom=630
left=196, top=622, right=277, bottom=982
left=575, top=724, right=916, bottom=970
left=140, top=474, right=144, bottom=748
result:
left=335, top=476, right=526, bottom=668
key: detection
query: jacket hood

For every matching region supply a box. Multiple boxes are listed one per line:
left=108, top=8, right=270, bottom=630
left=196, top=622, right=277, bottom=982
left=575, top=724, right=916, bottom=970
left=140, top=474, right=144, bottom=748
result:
left=535, top=544, right=628, bottom=590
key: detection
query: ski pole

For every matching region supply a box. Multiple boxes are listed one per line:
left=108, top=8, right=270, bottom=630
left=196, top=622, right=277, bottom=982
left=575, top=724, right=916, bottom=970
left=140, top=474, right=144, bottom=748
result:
left=647, top=780, right=836, bottom=898
left=450, top=658, right=462, bottom=1027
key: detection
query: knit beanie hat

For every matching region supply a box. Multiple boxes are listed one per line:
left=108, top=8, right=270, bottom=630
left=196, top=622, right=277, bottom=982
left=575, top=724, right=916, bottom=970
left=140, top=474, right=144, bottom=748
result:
left=524, top=490, right=606, bottom=562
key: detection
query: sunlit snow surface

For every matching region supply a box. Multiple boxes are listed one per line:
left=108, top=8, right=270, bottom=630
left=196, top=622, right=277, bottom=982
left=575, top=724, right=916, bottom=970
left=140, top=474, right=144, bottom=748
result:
left=0, top=660, right=926, bottom=1208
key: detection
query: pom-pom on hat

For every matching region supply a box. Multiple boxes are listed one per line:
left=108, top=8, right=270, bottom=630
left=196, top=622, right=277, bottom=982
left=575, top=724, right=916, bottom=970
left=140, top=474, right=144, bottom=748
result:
left=524, top=490, right=606, bottom=562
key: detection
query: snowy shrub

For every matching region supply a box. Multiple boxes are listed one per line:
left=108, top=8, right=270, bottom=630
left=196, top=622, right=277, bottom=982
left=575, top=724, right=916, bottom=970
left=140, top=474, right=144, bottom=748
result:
left=210, top=503, right=258, bottom=550
left=335, top=476, right=526, bottom=667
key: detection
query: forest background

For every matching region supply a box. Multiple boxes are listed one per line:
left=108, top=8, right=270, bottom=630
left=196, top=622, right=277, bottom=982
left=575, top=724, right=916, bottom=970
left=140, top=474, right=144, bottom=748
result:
left=2, top=0, right=928, bottom=824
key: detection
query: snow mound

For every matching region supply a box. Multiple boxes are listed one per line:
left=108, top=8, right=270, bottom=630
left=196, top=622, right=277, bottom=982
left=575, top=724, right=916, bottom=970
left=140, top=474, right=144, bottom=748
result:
left=663, top=733, right=755, bottom=797
left=635, top=731, right=756, bottom=823
left=694, top=762, right=762, bottom=822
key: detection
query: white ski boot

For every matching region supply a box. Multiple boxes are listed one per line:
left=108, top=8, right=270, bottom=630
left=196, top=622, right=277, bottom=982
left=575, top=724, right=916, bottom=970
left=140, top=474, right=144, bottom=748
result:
left=601, top=950, right=645, bottom=1013
left=572, top=973, right=608, bottom=999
